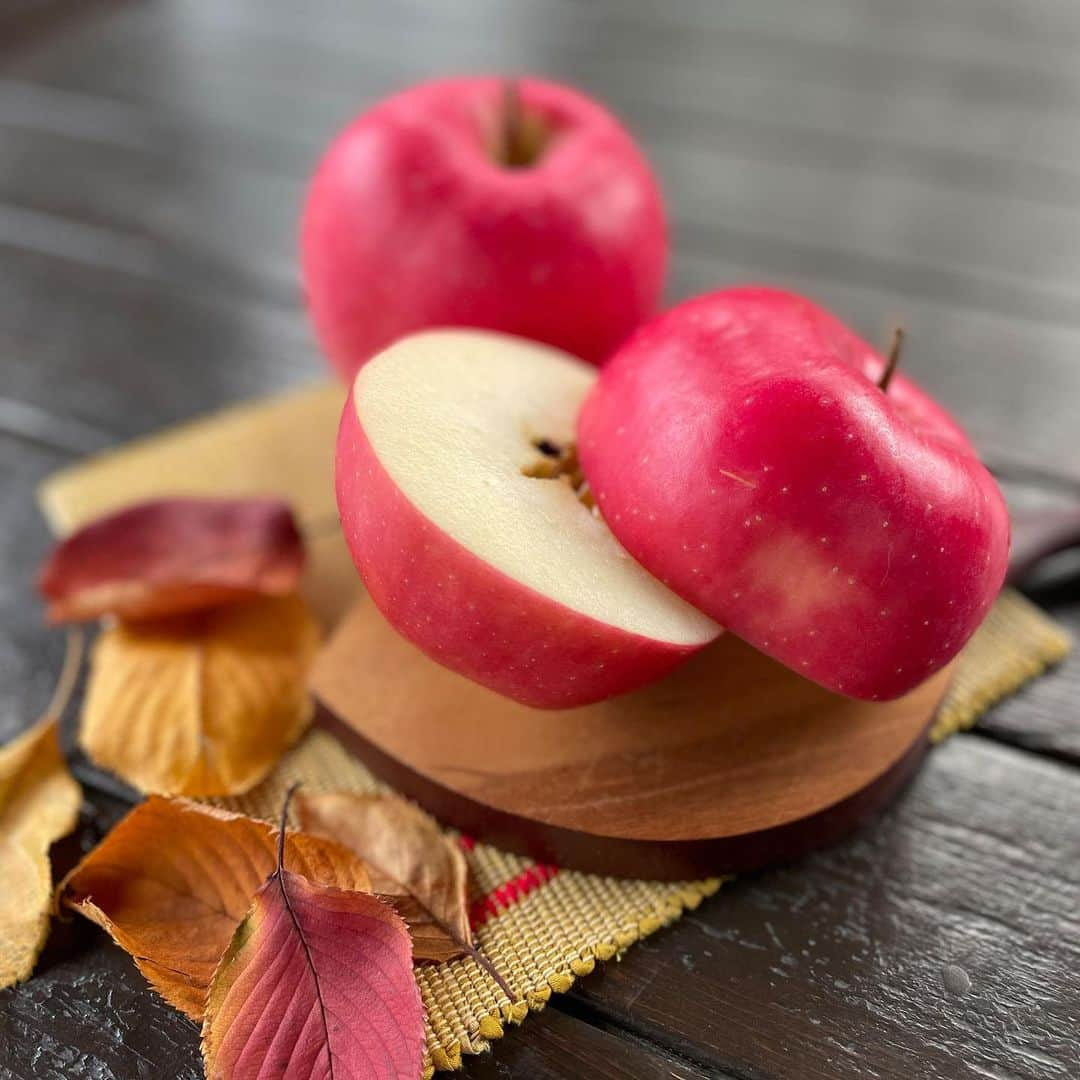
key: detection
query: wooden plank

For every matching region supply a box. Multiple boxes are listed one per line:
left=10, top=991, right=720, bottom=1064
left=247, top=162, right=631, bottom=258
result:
left=461, top=1007, right=721, bottom=1080
left=978, top=593, right=1080, bottom=764
left=5, top=154, right=1080, bottom=482
left=0, top=433, right=73, bottom=743
left=565, top=737, right=1080, bottom=1080
left=0, top=248, right=316, bottom=443
left=9, top=88, right=1080, bottom=319
left=11, top=0, right=1080, bottom=214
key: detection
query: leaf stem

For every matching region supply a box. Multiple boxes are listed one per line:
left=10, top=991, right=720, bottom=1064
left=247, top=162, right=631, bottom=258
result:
left=465, top=944, right=514, bottom=1003
left=44, top=627, right=84, bottom=722
left=277, top=782, right=301, bottom=873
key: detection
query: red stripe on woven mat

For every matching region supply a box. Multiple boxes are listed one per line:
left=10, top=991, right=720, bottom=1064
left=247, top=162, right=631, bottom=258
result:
left=469, top=862, right=560, bottom=929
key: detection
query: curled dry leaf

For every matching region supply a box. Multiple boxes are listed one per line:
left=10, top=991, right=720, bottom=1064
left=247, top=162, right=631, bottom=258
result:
left=80, top=594, right=319, bottom=797
left=0, top=717, right=82, bottom=989
left=59, top=795, right=370, bottom=1019
left=202, top=862, right=424, bottom=1080
left=296, top=792, right=513, bottom=1000
left=38, top=496, right=305, bottom=624
left=0, top=634, right=83, bottom=989
left=296, top=792, right=470, bottom=963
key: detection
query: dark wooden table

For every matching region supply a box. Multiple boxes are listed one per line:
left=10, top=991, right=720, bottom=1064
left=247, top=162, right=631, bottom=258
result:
left=2, top=2, right=1079, bottom=1077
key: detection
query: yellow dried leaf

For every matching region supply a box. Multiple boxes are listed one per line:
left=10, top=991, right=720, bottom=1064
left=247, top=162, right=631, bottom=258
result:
left=0, top=716, right=82, bottom=988
left=80, top=594, right=319, bottom=797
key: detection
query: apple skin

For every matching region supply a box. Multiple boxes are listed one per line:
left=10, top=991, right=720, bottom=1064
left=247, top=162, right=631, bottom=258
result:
left=577, top=287, right=1010, bottom=701
left=302, top=76, right=666, bottom=378
left=336, top=388, right=709, bottom=710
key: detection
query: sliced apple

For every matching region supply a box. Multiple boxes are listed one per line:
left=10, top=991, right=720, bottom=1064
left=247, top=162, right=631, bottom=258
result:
left=336, top=330, right=719, bottom=708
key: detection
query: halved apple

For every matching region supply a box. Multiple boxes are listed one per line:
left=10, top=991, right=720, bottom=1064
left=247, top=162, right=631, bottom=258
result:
left=336, top=330, right=720, bottom=708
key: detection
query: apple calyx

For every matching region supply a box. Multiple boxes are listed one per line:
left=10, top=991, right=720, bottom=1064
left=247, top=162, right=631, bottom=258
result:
left=877, top=327, right=904, bottom=392
left=522, top=439, right=596, bottom=510
left=494, top=80, right=549, bottom=168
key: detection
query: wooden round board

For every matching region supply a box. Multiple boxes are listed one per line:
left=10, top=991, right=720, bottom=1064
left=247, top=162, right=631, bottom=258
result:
left=311, top=600, right=953, bottom=880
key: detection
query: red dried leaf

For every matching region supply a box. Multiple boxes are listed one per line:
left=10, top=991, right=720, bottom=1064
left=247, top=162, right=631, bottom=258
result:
left=202, top=870, right=424, bottom=1080
left=38, top=497, right=305, bottom=624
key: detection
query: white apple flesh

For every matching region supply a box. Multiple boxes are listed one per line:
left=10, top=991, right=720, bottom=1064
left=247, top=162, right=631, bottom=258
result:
left=336, top=330, right=719, bottom=707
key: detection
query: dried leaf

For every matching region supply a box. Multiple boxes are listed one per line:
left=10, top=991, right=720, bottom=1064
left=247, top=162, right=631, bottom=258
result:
left=202, top=870, right=424, bottom=1080
left=80, top=594, right=319, bottom=796
left=59, top=796, right=370, bottom=1019
left=38, top=496, right=304, bottom=624
left=0, top=716, right=82, bottom=988
left=296, top=793, right=471, bottom=965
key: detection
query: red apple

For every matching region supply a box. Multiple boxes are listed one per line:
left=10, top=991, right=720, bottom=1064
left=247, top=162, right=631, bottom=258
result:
left=577, top=287, right=1010, bottom=701
left=302, top=76, right=666, bottom=379
left=336, top=329, right=719, bottom=708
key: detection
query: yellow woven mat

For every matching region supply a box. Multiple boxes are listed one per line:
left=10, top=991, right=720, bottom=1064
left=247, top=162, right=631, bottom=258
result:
left=207, top=588, right=1068, bottom=1078
left=37, top=383, right=1072, bottom=1078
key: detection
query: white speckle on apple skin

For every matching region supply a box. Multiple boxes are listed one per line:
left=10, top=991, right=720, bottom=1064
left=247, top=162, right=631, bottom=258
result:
left=780, top=486, right=790, bottom=494
left=820, top=485, right=829, bottom=494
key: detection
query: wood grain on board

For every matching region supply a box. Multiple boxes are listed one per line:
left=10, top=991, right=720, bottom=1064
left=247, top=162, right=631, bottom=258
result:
left=314, top=599, right=948, bottom=878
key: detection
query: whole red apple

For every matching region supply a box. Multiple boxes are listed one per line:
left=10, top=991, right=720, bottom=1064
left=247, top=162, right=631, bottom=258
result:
left=577, top=287, right=1010, bottom=701
left=302, top=76, right=667, bottom=378
left=336, top=329, right=718, bottom=708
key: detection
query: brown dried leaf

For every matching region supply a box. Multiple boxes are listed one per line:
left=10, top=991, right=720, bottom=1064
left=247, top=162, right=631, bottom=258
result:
left=0, top=717, right=82, bottom=988
left=59, top=795, right=370, bottom=1019
left=296, top=792, right=470, bottom=964
left=38, top=496, right=305, bottom=624
left=80, top=594, right=319, bottom=797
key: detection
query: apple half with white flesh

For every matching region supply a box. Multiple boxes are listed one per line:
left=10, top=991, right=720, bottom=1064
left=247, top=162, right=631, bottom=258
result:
left=335, top=330, right=720, bottom=708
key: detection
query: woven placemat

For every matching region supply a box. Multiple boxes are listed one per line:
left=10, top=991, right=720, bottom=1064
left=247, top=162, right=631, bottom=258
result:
left=37, top=383, right=1072, bottom=1077
left=209, top=588, right=1069, bottom=1078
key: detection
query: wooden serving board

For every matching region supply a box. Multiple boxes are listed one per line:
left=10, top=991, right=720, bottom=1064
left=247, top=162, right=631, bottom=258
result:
left=313, top=598, right=951, bottom=879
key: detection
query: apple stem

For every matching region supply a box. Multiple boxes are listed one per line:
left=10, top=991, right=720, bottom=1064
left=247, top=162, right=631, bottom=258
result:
left=878, top=328, right=904, bottom=392
left=499, top=79, right=523, bottom=166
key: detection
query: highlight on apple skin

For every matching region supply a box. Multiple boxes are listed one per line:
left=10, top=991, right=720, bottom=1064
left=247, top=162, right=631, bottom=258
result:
left=577, top=286, right=1010, bottom=702
left=335, top=329, right=720, bottom=708
left=302, top=76, right=667, bottom=380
